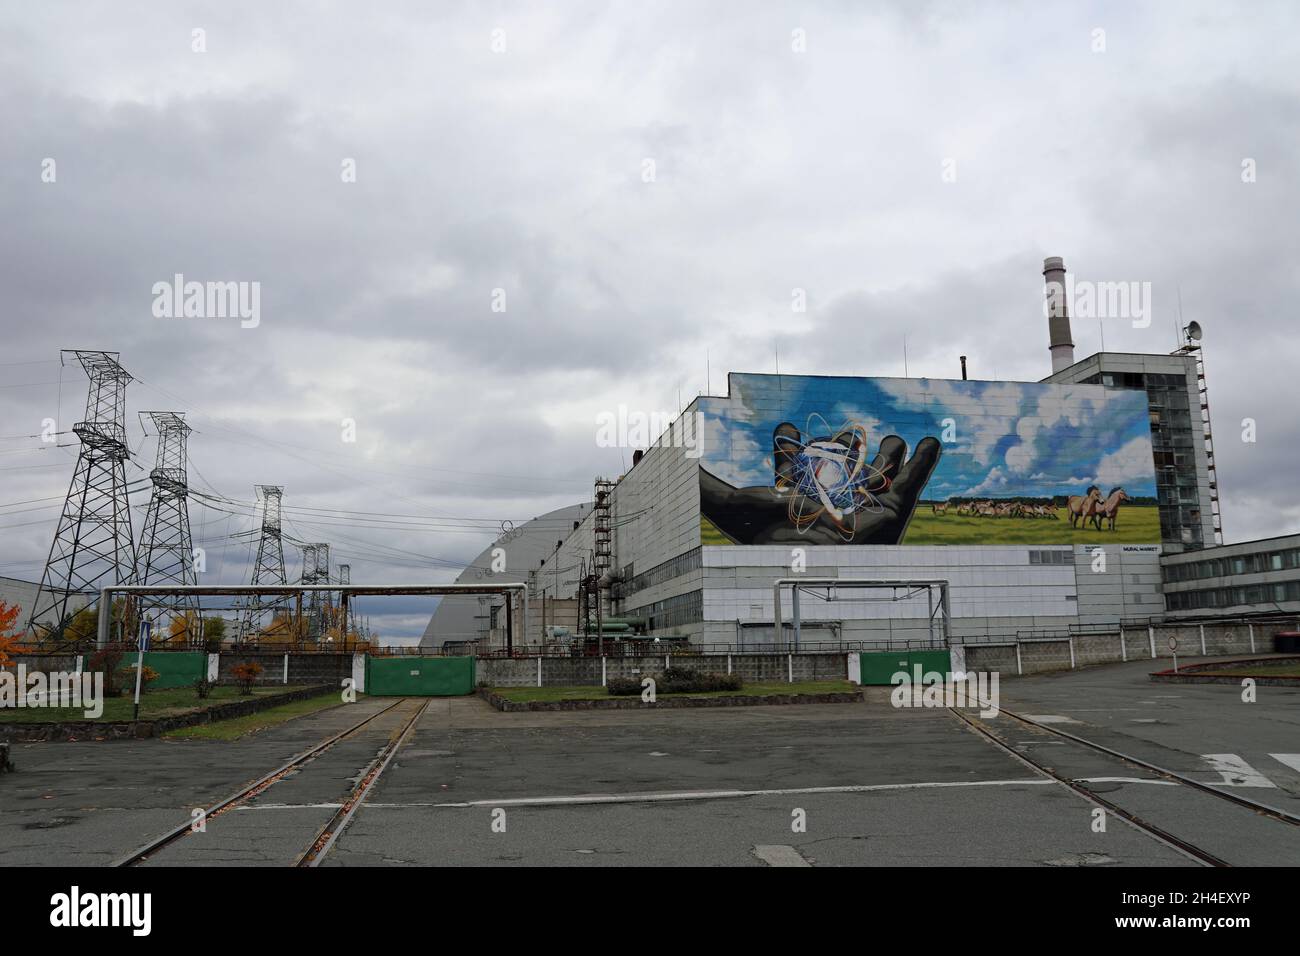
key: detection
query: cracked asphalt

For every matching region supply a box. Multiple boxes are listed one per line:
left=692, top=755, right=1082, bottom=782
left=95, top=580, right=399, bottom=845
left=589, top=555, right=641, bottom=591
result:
left=2, top=657, right=1298, bottom=866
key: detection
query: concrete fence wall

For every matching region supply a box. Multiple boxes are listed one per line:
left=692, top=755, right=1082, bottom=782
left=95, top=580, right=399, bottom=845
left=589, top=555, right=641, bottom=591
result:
left=475, top=652, right=847, bottom=688
left=962, top=618, right=1297, bottom=677
left=217, top=653, right=353, bottom=686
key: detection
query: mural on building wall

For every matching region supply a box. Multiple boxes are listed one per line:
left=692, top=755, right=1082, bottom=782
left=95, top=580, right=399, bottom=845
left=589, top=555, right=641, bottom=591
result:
left=698, top=374, right=1160, bottom=545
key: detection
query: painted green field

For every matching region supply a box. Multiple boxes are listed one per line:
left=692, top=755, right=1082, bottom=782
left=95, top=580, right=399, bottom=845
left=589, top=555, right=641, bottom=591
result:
left=904, top=505, right=1160, bottom=545
left=701, top=506, right=1161, bottom=546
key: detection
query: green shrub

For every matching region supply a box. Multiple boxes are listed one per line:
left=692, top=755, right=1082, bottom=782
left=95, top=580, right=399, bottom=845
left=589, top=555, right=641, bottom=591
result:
left=606, top=668, right=742, bottom=696
left=606, top=676, right=642, bottom=696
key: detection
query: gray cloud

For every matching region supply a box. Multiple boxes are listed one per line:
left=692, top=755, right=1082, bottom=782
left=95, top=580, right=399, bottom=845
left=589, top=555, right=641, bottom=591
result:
left=2, top=1, right=1298, bottom=637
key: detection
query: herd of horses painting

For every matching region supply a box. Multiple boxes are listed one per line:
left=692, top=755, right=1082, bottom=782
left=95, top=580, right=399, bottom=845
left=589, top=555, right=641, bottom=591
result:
left=929, top=486, right=1133, bottom=532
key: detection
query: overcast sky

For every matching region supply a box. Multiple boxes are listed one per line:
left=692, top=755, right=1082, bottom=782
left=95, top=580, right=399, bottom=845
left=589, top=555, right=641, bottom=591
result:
left=2, top=2, right=1298, bottom=640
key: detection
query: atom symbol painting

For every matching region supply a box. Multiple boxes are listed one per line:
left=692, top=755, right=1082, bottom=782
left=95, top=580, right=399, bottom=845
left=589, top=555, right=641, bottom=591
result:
left=772, top=415, right=892, bottom=541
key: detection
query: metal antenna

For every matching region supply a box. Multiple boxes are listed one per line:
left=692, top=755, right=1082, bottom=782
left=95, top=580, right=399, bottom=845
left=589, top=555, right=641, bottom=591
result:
left=240, top=485, right=287, bottom=642
left=136, top=411, right=198, bottom=641
left=29, top=351, right=138, bottom=642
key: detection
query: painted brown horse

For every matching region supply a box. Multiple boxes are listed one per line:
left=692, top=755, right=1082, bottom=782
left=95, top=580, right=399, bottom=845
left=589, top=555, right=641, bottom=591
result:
left=1068, top=486, right=1102, bottom=528
left=1095, top=487, right=1132, bottom=531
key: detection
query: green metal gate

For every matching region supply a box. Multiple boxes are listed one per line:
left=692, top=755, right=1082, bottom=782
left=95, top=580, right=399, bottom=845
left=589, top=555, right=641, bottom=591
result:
left=365, top=656, right=476, bottom=696
left=139, top=651, right=207, bottom=689
left=858, top=650, right=952, bottom=686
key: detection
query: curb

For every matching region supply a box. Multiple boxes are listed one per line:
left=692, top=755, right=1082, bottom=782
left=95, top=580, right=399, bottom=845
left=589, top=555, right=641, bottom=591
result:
left=1149, top=655, right=1300, bottom=685
left=0, top=684, right=336, bottom=742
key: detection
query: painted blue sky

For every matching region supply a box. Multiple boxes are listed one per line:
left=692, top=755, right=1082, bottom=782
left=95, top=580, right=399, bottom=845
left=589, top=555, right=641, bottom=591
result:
left=697, top=373, right=1157, bottom=500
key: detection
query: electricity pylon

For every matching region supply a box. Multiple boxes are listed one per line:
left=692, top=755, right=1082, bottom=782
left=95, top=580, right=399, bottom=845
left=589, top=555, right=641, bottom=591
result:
left=29, top=351, right=138, bottom=643
left=239, top=485, right=287, bottom=642
left=137, top=412, right=198, bottom=642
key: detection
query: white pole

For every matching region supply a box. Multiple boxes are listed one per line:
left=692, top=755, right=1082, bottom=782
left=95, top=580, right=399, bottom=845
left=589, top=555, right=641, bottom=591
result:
left=283, top=653, right=289, bottom=684
left=1199, top=624, right=1206, bottom=656
left=1119, top=629, right=1127, bottom=662
left=1068, top=637, right=1076, bottom=669
left=727, top=653, right=732, bottom=675
left=1249, top=622, right=1256, bottom=653
left=1148, top=624, right=1156, bottom=659
left=601, top=656, right=607, bottom=687
left=536, top=655, right=542, bottom=688
left=132, top=648, right=145, bottom=719
left=788, top=653, right=793, bottom=684
left=1015, top=642, right=1023, bottom=676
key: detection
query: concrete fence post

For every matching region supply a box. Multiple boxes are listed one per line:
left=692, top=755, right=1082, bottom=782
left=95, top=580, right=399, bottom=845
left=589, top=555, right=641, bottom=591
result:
left=75, top=654, right=84, bottom=674
left=727, top=653, right=732, bottom=675
left=1068, top=637, right=1076, bottom=669
left=787, top=653, right=793, bottom=684
left=536, top=656, right=542, bottom=688
left=601, top=656, right=607, bottom=687
left=1148, top=625, right=1156, bottom=659
left=1249, top=623, right=1256, bottom=653
left=1119, top=629, right=1127, bottom=662
left=665, top=654, right=670, bottom=670
left=1015, top=642, right=1023, bottom=676
left=283, top=653, right=289, bottom=685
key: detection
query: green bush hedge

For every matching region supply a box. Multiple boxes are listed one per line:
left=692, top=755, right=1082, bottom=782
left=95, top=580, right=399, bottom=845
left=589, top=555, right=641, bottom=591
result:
left=606, top=667, right=743, bottom=696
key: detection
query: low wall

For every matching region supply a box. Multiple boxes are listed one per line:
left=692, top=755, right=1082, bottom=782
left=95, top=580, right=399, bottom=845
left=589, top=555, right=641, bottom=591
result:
left=0, top=684, right=335, bottom=742
left=961, top=619, right=1295, bottom=677
left=476, top=652, right=847, bottom=688
left=217, top=652, right=352, bottom=687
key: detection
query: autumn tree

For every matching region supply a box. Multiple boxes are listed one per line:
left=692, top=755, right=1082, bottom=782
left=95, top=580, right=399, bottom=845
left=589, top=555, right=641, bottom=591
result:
left=0, top=599, right=22, bottom=668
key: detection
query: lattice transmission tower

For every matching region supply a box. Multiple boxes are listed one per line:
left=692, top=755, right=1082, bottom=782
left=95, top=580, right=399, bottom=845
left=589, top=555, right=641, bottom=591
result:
left=337, top=562, right=354, bottom=637
left=28, top=351, right=138, bottom=641
left=299, top=542, right=330, bottom=639
left=136, top=412, right=198, bottom=640
left=239, top=484, right=287, bottom=642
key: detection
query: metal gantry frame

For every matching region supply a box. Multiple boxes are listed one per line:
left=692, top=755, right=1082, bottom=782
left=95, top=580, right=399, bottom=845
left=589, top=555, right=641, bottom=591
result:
left=771, top=577, right=952, bottom=649
left=96, top=583, right=530, bottom=652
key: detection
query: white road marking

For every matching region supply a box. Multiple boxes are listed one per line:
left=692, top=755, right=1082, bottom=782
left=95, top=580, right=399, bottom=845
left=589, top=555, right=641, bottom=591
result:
left=360, top=778, right=1055, bottom=809
left=754, top=844, right=811, bottom=867
left=1202, top=754, right=1276, bottom=788
left=1022, top=714, right=1080, bottom=724
left=1269, top=754, right=1300, bottom=774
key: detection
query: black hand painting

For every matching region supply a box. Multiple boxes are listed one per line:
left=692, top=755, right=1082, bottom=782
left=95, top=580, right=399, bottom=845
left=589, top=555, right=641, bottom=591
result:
left=699, top=425, right=943, bottom=545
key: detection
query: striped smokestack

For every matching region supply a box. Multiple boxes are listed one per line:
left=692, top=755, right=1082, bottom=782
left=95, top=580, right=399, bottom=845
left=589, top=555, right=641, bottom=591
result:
left=1043, top=256, right=1075, bottom=373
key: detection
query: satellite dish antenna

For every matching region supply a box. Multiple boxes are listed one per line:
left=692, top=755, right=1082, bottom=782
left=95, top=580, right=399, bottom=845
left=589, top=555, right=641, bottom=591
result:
left=1185, top=321, right=1202, bottom=342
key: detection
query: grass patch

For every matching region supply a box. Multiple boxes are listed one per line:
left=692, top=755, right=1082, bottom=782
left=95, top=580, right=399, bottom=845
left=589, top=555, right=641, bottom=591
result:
left=164, top=691, right=350, bottom=740
left=0, top=684, right=315, bottom=724
left=1185, top=662, right=1300, bottom=678
left=490, top=680, right=857, bottom=703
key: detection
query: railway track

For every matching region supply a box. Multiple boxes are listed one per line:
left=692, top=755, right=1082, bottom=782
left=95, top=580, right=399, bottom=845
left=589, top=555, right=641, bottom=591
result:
left=115, top=697, right=426, bottom=867
left=949, top=703, right=1300, bottom=867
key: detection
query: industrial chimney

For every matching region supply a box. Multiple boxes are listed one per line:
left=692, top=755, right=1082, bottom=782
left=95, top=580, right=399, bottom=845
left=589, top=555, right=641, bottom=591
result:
left=1043, top=256, right=1075, bottom=373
